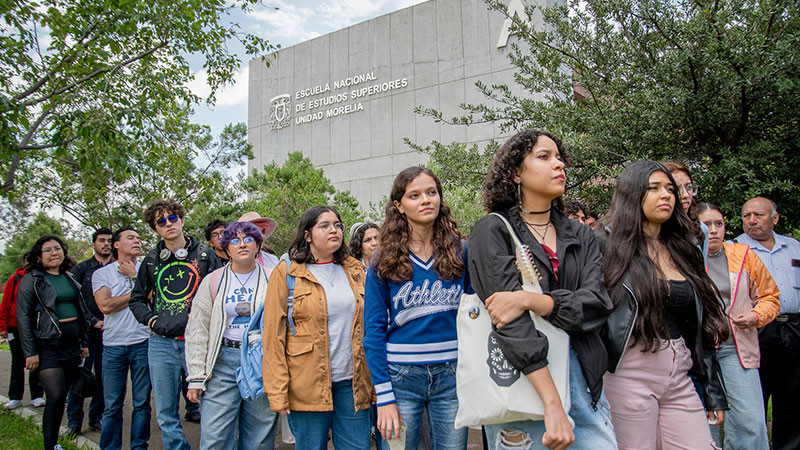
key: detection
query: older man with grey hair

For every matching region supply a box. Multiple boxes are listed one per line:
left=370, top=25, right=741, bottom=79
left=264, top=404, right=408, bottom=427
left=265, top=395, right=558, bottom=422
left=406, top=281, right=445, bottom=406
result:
left=735, top=197, right=800, bottom=450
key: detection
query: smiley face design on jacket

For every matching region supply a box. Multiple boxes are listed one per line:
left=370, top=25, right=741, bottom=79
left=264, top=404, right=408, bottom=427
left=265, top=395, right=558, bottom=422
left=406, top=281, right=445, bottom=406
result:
left=155, top=261, right=201, bottom=313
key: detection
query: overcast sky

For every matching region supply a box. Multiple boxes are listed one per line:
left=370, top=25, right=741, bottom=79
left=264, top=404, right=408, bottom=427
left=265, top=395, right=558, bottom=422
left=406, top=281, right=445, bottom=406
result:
left=187, top=0, right=428, bottom=138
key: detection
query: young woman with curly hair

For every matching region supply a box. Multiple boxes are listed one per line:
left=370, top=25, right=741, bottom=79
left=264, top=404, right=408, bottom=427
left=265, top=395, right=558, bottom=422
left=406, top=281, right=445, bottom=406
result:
left=602, top=161, right=729, bottom=449
left=468, top=129, right=617, bottom=450
left=363, top=166, right=471, bottom=449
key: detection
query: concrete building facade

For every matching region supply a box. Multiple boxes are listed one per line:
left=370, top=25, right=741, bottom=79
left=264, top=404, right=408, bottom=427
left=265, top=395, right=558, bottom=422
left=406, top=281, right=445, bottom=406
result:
left=248, top=0, right=552, bottom=206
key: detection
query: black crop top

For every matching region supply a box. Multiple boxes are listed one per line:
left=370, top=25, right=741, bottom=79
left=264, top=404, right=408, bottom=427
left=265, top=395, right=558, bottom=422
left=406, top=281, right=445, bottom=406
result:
left=662, top=279, right=696, bottom=340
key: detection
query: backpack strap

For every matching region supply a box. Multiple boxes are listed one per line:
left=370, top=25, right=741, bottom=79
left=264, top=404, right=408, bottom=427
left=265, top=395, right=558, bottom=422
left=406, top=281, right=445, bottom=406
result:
left=11, top=273, right=22, bottom=294
left=208, top=268, right=224, bottom=301
left=285, top=260, right=296, bottom=336
left=196, top=243, right=213, bottom=278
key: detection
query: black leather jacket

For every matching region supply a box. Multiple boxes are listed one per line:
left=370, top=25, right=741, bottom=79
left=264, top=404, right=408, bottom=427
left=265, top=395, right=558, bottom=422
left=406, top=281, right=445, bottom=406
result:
left=15, top=269, right=93, bottom=358
left=604, top=276, right=729, bottom=411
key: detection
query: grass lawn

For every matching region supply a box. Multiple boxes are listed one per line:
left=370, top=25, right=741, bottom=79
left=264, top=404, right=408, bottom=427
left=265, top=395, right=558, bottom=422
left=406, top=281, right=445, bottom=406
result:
left=0, top=410, right=88, bottom=450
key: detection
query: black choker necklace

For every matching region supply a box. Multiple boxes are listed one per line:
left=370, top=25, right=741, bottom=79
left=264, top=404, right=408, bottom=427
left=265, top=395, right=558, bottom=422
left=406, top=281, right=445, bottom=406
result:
left=519, top=205, right=552, bottom=215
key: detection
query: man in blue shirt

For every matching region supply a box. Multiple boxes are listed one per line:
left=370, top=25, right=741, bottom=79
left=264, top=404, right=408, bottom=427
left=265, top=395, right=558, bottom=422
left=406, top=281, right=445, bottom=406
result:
left=736, top=197, right=800, bottom=450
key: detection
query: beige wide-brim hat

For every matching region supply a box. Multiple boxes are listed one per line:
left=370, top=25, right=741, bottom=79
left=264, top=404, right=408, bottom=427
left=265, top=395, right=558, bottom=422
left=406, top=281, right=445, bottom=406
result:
left=238, top=211, right=277, bottom=239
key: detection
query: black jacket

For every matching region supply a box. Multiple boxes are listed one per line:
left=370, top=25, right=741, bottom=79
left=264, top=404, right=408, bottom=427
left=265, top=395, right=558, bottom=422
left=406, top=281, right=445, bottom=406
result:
left=603, top=275, right=729, bottom=411
left=129, top=236, right=219, bottom=338
left=70, top=256, right=107, bottom=325
left=468, top=207, right=614, bottom=405
left=15, top=269, right=93, bottom=358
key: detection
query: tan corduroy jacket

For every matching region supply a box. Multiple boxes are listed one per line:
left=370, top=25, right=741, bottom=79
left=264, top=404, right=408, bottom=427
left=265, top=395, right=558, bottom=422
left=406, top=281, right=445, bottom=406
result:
left=262, top=256, right=373, bottom=412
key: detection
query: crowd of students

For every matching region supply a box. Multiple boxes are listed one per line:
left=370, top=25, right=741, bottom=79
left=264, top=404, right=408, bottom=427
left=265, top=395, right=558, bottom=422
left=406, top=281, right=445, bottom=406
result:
left=1, top=128, right=796, bottom=450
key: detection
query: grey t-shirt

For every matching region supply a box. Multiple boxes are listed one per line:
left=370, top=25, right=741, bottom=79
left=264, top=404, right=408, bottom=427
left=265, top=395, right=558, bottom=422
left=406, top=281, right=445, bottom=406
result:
left=308, top=263, right=355, bottom=382
left=92, top=261, right=151, bottom=346
left=707, top=249, right=733, bottom=343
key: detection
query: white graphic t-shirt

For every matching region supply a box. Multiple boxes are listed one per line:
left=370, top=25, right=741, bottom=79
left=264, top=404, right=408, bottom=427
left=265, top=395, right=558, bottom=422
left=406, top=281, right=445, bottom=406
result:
left=223, top=268, right=259, bottom=342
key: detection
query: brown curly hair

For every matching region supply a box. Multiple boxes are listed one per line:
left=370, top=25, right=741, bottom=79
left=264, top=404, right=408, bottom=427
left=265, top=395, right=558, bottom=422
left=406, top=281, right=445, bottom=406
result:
left=374, top=166, right=465, bottom=283
left=144, top=198, right=185, bottom=230
left=484, top=129, right=569, bottom=213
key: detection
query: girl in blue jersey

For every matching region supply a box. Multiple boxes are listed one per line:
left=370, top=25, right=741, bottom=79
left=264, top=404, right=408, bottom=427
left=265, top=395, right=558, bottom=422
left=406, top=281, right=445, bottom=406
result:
left=364, top=166, right=471, bottom=450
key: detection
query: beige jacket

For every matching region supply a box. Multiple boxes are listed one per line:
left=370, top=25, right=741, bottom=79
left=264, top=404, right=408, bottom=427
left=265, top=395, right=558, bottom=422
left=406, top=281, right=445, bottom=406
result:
left=185, top=264, right=271, bottom=390
left=262, top=257, right=373, bottom=412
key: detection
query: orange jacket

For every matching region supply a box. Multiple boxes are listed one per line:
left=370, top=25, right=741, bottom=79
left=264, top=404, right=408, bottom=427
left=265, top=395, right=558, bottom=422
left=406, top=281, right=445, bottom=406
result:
left=262, top=257, right=373, bottom=412
left=722, top=242, right=781, bottom=368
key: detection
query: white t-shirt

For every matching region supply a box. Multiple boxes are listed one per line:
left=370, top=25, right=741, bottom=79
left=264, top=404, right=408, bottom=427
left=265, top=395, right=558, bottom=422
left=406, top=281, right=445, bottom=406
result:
left=308, top=263, right=355, bottom=382
left=92, top=261, right=151, bottom=346
left=222, top=267, right=259, bottom=342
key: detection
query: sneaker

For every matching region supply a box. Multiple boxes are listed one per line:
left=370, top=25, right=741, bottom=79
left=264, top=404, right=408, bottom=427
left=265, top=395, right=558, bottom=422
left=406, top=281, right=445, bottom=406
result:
left=31, top=397, right=45, bottom=407
left=184, top=410, right=201, bottom=423
left=88, top=420, right=102, bottom=432
left=54, top=445, right=64, bottom=450
left=3, top=400, right=21, bottom=410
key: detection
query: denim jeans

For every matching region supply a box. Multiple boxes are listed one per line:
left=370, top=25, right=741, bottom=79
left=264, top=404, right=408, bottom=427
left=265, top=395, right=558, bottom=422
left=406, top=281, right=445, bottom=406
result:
left=382, top=361, right=467, bottom=450
left=100, top=341, right=151, bottom=450
left=200, top=346, right=277, bottom=450
left=66, top=329, right=104, bottom=428
left=486, top=348, right=617, bottom=450
left=148, top=334, right=191, bottom=450
left=287, top=379, right=371, bottom=450
left=709, top=343, right=769, bottom=450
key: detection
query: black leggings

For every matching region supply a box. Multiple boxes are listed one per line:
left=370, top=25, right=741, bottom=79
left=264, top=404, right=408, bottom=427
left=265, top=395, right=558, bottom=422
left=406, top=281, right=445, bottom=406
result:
left=39, top=367, right=77, bottom=450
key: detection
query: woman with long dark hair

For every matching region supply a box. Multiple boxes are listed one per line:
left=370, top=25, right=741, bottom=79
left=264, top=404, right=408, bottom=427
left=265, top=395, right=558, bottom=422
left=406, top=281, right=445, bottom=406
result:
left=602, top=161, right=729, bottom=449
left=363, top=166, right=471, bottom=449
left=468, top=129, right=617, bottom=450
left=262, top=206, right=373, bottom=449
left=697, top=202, right=779, bottom=449
left=16, top=235, right=92, bottom=450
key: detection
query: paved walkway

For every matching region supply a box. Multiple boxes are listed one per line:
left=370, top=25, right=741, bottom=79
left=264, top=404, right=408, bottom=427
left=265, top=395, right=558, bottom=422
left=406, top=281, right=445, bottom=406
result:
left=0, top=349, right=484, bottom=449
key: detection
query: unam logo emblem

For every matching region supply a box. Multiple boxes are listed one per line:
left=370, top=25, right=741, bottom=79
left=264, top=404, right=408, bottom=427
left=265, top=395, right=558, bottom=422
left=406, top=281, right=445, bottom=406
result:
left=270, top=94, right=291, bottom=130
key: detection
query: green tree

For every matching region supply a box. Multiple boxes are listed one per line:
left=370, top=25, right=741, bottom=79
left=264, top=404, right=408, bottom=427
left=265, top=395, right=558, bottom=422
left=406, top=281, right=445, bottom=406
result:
left=239, top=152, right=365, bottom=255
left=0, top=0, right=275, bottom=198
left=0, top=213, right=90, bottom=284
left=418, top=0, right=800, bottom=234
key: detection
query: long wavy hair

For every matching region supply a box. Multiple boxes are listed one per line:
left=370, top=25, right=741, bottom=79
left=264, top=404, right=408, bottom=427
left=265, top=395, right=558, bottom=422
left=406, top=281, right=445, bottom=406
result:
left=374, top=167, right=464, bottom=282
left=25, top=235, right=75, bottom=274
left=603, top=161, right=728, bottom=351
left=484, top=128, right=569, bottom=213
left=288, top=206, right=349, bottom=264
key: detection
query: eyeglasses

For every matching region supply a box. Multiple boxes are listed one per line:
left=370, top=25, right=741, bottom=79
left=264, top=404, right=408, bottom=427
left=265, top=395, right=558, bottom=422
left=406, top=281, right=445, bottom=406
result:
left=230, top=236, right=256, bottom=246
left=155, top=214, right=180, bottom=228
left=210, top=232, right=223, bottom=239
left=41, top=246, right=63, bottom=254
left=677, top=183, right=699, bottom=197
left=316, top=221, right=345, bottom=233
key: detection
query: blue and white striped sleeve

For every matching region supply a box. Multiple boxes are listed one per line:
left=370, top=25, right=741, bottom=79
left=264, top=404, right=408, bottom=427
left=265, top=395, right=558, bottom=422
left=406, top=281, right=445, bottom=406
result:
left=362, top=266, right=395, bottom=406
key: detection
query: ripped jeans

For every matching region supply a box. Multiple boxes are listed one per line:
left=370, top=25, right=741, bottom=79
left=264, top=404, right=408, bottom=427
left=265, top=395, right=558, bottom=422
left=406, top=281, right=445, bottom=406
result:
left=484, top=348, right=617, bottom=450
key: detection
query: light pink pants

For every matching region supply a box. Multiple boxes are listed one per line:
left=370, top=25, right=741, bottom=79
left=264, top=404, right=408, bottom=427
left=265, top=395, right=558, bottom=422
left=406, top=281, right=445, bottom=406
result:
left=603, top=338, right=714, bottom=450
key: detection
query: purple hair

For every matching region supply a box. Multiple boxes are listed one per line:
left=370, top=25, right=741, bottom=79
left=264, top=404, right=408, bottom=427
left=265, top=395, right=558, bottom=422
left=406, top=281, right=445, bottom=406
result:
left=219, top=221, right=264, bottom=252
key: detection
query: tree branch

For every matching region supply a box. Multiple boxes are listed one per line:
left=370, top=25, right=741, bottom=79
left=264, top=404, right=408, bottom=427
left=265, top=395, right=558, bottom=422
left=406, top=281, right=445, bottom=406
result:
left=22, top=41, right=168, bottom=109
